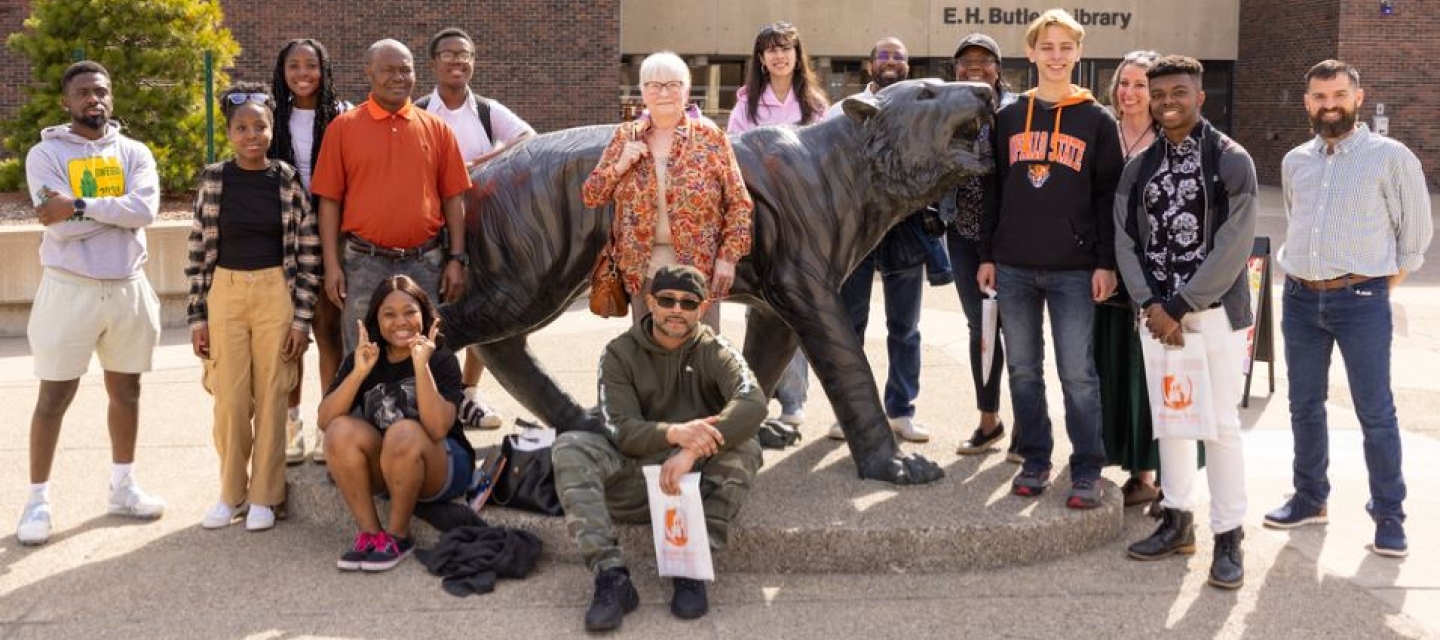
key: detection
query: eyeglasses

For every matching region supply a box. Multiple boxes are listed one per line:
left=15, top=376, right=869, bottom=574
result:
left=957, top=56, right=997, bottom=68
left=653, top=295, right=702, bottom=311
left=874, top=51, right=907, bottom=62
left=642, top=81, right=685, bottom=94
left=436, top=51, right=473, bottom=63
left=224, top=93, right=271, bottom=106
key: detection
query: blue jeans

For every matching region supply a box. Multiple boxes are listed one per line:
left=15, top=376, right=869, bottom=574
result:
left=996, top=265, right=1104, bottom=481
left=840, top=253, right=924, bottom=419
left=946, top=229, right=1004, bottom=414
left=774, top=352, right=809, bottom=416
left=1282, top=276, right=1405, bottom=520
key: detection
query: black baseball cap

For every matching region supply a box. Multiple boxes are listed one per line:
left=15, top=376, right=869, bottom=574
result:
left=954, top=33, right=1003, bottom=63
left=651, top=265, right=708, bottom=300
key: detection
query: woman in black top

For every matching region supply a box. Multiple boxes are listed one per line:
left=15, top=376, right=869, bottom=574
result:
left=318, top=275, right=476, bottom=572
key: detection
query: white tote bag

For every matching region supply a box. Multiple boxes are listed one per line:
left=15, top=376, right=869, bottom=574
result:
left=981, top=289, right=999, bottom=382
left=1138, top=331, right=1218, bottom=441
left=642, top=466, right=715, bottom=581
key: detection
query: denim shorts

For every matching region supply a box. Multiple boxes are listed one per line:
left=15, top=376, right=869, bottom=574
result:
left=375, top=438, right=473, bottom=504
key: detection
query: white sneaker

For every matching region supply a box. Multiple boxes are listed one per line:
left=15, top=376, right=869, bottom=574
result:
left=827, top=422, right=845, bottom=440
left=311, top=429, right=326, bottom=464
left=245, top=505, right=276, bottom=532
left=17, top=501, right=52, bottom=545
left=285, top=416, right=306, bottom=465
left=779, top=409, right=805, bottom=426
left=889, top=416, right=931, bottom=443
left=202, top=501, right=246, bottom=529
left=460, top=395, right=504, bottom=430
left=107, top=476, right=166, bottom=519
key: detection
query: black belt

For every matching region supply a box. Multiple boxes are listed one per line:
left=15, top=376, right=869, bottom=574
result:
left=345, top=234, right=441, bottom=260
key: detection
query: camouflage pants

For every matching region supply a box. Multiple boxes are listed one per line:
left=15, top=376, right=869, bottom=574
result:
left=551, top=430, right=761, bottom=573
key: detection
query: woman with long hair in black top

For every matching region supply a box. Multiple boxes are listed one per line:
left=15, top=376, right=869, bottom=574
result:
left=269, top=38, right=350, bottom=465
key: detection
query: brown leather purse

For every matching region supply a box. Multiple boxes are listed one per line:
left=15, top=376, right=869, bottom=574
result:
left=589, top=236, right=629, bottom=318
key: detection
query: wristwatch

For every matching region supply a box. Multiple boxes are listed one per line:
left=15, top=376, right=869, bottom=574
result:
left=447, top=252, right=470, bottom=267
left=71, top=198, right=87, bottom=219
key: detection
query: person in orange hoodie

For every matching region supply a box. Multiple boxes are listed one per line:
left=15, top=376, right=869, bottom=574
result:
left=977, top=8, right=1123, bottom=510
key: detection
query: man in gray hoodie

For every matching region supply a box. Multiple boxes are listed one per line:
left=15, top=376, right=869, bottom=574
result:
left=553, top=265, right=765, bottom=632
left=18, top=61, right=166, bottom=546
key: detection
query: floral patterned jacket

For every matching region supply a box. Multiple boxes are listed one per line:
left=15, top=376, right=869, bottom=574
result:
left=582, top=115, right=753, bottom=295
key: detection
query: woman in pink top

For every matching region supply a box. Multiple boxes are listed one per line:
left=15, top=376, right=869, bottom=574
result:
left=727, top=22, right=829, bottom=426
left=726, top=22, right=829, bottom=135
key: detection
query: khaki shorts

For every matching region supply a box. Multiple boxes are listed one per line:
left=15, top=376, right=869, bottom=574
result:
left=28, top=268, right=161, bottom=380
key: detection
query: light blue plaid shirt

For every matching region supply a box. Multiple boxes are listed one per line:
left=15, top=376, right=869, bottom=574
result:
left=1278, top=124, right=1433, bottom=280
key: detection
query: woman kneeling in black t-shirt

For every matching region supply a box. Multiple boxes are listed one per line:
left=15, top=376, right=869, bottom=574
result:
left=317, top=275, right=476, bottom=572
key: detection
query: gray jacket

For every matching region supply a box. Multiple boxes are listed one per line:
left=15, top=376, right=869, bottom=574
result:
left=1113, top=120, right=1257, bottom=331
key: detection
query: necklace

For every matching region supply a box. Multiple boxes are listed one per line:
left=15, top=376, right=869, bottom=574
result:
left=1119, top=121, right=1155, bottom=160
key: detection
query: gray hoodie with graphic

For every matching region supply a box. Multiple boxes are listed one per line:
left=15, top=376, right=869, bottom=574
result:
left=25, top=121, right=159, bottom=279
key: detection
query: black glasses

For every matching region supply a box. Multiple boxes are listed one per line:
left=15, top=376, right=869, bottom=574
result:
left=224, top=93, right=270, bottom=106
left=436, top=51, right=473, bottom=63
left=654, top=295, right=702, bottom=311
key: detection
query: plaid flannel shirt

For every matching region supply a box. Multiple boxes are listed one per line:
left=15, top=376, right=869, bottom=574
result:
left=184, top=159, right=322, bottom=333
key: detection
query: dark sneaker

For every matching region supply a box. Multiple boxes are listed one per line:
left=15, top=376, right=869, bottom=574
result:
left=1208, top=528, right=1245, bottom=589
left=360, top=531, right=414, bottom=572
left=1262, top=496, right=1328, bottom=529
left=585, top=567, right=640, bottom=632
left=1011, top=468, right=1051, bottom=498
left=670, top=577, right=709, bottom=620
left=337, top=531, right=379, bottom=571
left=955, top=422, right=1005, bottom=455
left=1066, top=478, right=1104, bottom=510
left=1128, top=507, right=1196, bottom=560
left=1372, top=517, right=1409, bottom=558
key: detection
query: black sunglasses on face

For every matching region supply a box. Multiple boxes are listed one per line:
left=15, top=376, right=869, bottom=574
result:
left=225, top=93, right=271, bottom=106
left=654, top=295, right=703, bottom=311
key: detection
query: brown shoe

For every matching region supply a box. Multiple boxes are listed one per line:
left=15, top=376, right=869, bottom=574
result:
left=1121, top=477, right=1160, bottom=506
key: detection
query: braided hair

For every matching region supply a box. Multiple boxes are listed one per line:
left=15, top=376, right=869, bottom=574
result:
left=269, top=38, right=342, bottom=180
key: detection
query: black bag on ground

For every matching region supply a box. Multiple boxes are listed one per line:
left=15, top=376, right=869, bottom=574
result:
left=491, top=420, right=563, bottom=516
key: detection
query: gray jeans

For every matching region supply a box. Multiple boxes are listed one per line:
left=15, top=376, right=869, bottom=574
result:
left=341, top=243, right=443, bottom=353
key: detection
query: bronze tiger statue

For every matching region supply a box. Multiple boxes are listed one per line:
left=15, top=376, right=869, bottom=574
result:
left=442, top=79, right=995, bottom=485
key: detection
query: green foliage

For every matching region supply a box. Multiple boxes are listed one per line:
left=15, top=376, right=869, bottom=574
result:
left=0, top=158, right=22, bottom=191
left=4, top=0, right=240, bottom=193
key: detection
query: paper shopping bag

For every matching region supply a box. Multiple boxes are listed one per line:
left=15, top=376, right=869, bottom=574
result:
left=642, top=465, right=715, bottom=581
left=981, top=289, right=999, bottom=382
left=1138, top=331, right=1217, bottom=441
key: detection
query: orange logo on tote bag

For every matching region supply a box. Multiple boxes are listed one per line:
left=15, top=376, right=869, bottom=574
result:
left=1162, top=375, right=1194, bottom=410
left=664, top=507, right=688, bottom=547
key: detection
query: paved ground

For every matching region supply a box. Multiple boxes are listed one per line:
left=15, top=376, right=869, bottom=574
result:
left=0, top=186, right=1437, bottom=639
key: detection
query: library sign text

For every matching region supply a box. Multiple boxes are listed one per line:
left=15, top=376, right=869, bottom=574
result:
left=942, top=6, right=1132, bottom=29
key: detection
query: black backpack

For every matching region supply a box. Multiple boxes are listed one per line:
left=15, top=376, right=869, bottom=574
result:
left=414, top=92, right=494, bottom=145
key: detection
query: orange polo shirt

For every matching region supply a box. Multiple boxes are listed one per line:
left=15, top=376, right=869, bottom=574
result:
left=311, top=95, right=472, bottom=249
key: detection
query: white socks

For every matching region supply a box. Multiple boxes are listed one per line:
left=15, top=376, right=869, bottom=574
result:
left=464, top=386, right=480, bottom=401
left=288, top=406, right=301, bottom=421
left=29, top=482, right=49, bottom=505
left=110, top=463, right=133, bottom=489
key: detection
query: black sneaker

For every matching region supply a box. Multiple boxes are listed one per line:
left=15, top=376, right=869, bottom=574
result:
left=670, top=577, right=709, bottom=619
left=360, top=531, right=414, bottom=572
left=585, top=567, right=640, bottom=632
left=1011, top=468, right=1051, bottom=497
left=1262, top=496, right=1327, bottom=529
left=337, top=531, right=380, bottom=571
left=1066, top=477, right=1104, bottom=510
left=955, top=422, right=1005, bottom=455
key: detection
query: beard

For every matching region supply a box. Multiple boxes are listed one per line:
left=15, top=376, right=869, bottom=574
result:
left=1310, top=106, right=1357, bottom=138
left=73, top=112, right=107, bottom=131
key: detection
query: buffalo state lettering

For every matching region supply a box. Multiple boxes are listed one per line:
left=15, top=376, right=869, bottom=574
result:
left=1007, top=131, right=1086, bottom=172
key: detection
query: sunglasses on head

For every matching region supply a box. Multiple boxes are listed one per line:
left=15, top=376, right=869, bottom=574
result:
left=653, top=295, right=703, bottom=311
left=225, top=93, right=270, bottom=106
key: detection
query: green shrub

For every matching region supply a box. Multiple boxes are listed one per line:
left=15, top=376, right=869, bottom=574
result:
left=0, top=158, right=22, bottom=192
left=4, top=0, right=240, bottom=194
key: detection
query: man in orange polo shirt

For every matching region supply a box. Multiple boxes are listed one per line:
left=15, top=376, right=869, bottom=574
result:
left=312, top=39, right=472, bottom=352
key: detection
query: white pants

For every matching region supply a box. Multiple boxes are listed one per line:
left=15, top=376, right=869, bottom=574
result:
left=1157, top=307, right=1249, bottom=534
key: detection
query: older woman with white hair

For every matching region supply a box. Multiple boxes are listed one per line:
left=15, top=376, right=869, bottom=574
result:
left=583, top=51, right=754, bottom=330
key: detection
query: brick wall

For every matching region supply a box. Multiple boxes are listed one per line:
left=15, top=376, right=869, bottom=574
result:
left=1235, top=0, right=1438, bottom=188
left=0, top=0, right=620, bottom=152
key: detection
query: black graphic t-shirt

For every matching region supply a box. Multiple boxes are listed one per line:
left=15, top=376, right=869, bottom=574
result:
left=329, top=345, right=473, bottom=458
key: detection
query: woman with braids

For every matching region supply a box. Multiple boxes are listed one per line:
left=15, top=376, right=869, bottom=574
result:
left=725, top=21, right=828, bottom=427
left=186, top=82, right=320, bottom=531
left=269, top=38, right=351, bottom=465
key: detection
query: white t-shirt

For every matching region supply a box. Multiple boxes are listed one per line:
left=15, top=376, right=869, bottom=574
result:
left=288, top=108, right=316, bottom=192
left=422, top=88, right=536, bottom=164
